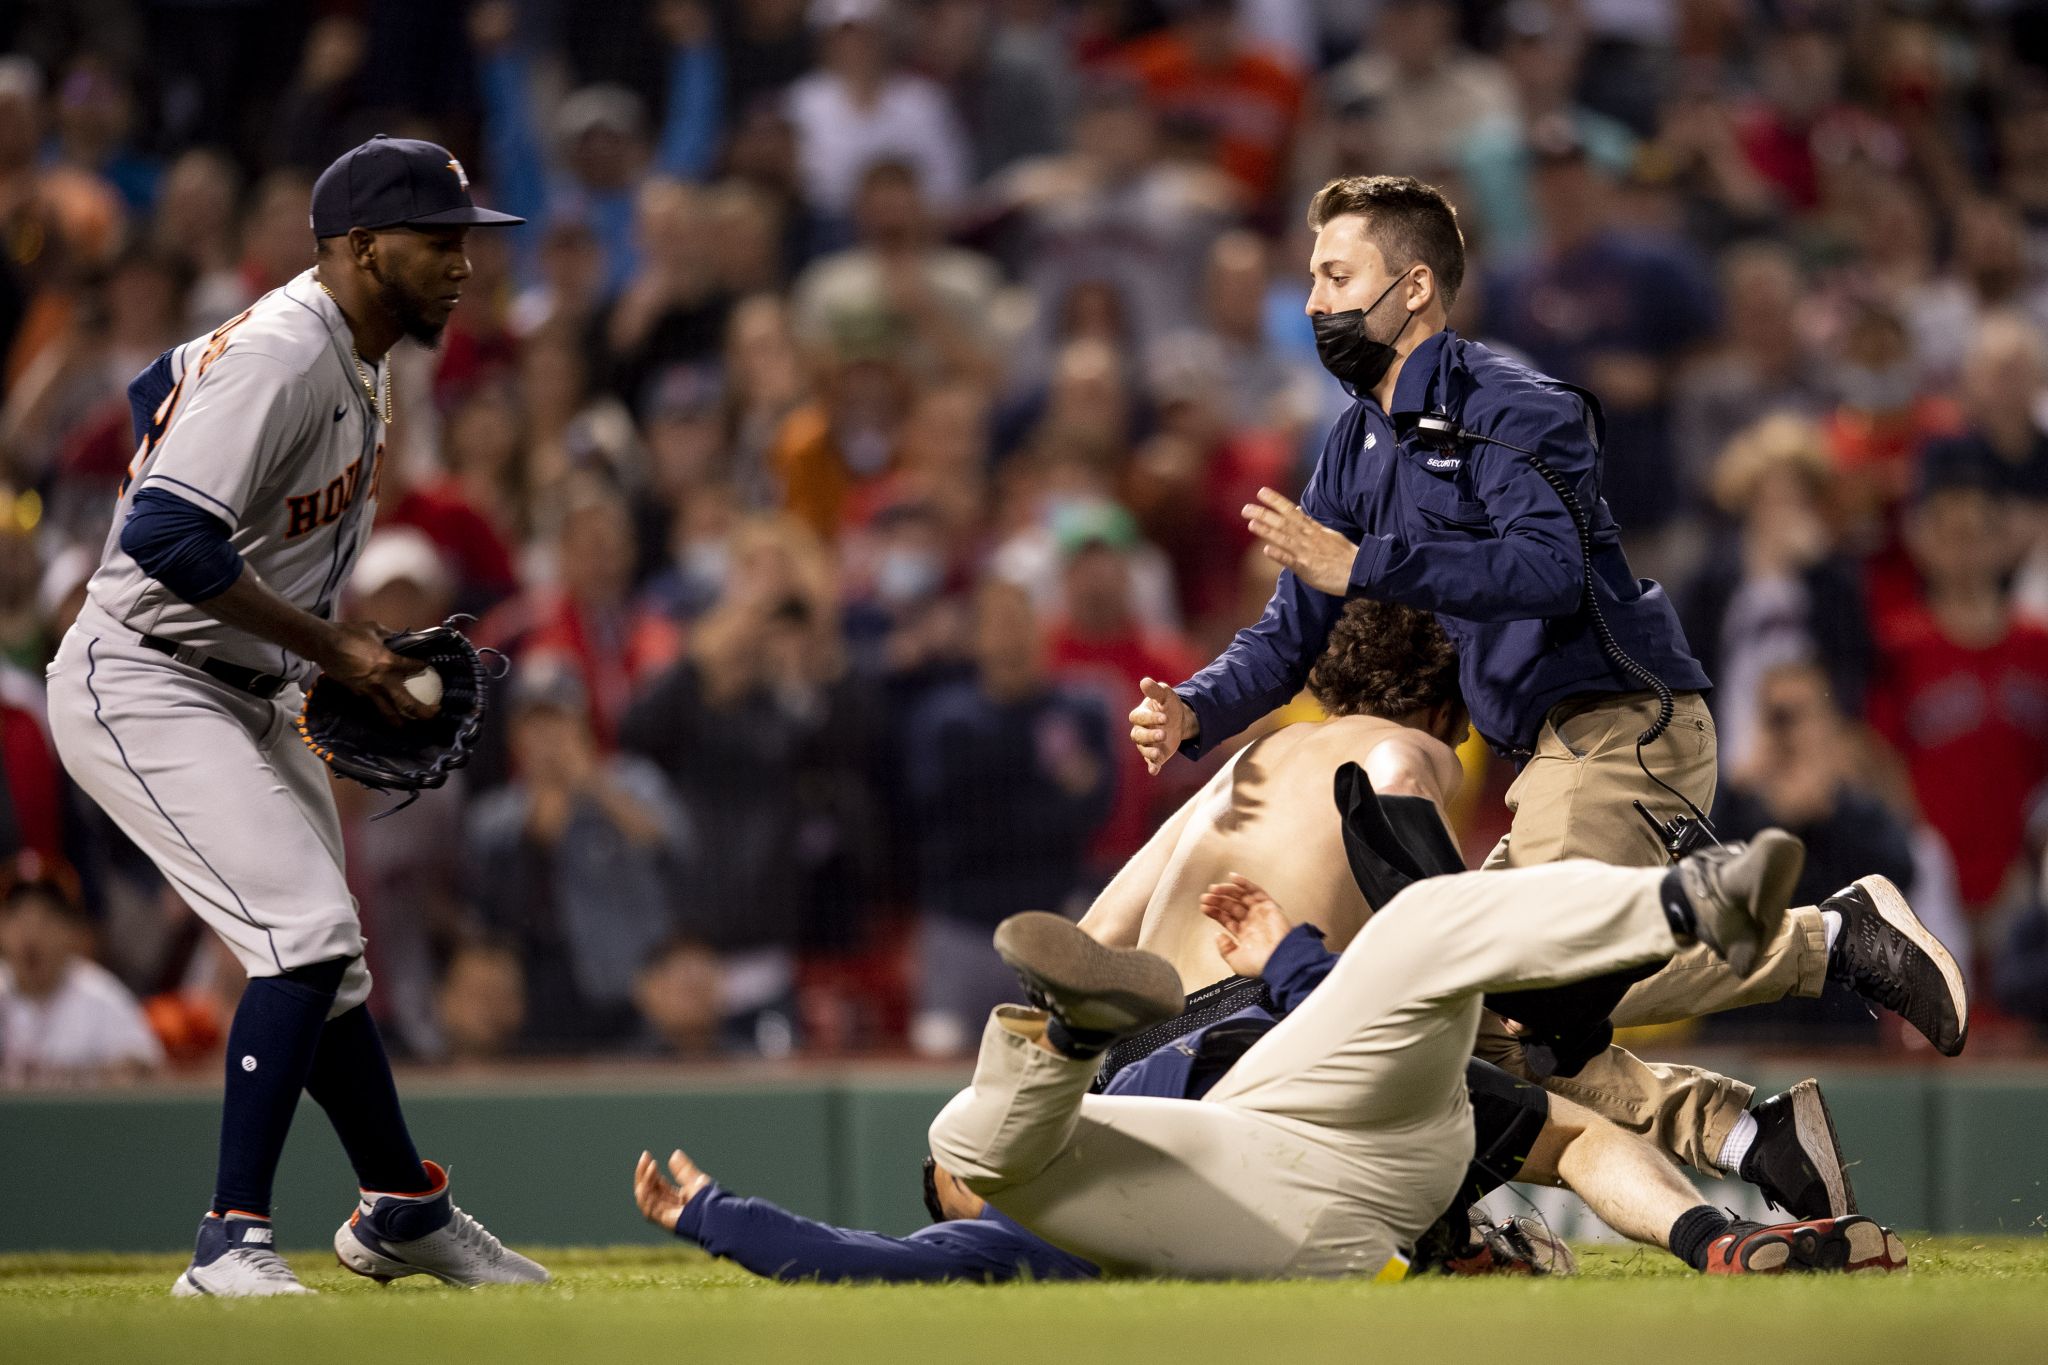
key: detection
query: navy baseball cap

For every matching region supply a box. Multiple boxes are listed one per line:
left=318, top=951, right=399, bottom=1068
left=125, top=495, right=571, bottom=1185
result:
left=310, top=135, right=525, bottom=238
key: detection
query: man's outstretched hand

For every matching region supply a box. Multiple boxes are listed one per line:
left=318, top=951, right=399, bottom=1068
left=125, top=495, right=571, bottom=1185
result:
left=635, top=1148, right=713, bottom=1229
left=1243, top=488, right=1358, bottom=597
left=1200, top=874, right=1296, bottom=978
left=1129, top=676, right=1195, bottom=775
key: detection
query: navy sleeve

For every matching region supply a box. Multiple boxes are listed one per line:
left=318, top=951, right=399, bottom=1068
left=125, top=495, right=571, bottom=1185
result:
left=127, top=349, right=177, bottom=449
left=119, top=487, right=245, bottom=603
left=676, top=1183, right=1091, bottom=1283
left=1263, top=924, right=1336, bottom=1015
left=1174, top=412, right=1362, bottom=757
left=1348, top=386, right=1588, bottom=621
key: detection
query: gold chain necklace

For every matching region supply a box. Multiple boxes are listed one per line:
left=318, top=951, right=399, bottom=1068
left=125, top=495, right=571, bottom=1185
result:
left=313, top=279, right=393, bottom=426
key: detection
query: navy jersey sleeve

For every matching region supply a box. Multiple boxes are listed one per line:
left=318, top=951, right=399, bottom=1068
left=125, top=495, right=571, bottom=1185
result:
left=1174, top=413, right=1362, bottom=757
left=676, top=1184, right=1096, bottom=1284
left=1262, top=924, right=1337, bottom=1014
left=1348, top=385, right=1590, bottom=621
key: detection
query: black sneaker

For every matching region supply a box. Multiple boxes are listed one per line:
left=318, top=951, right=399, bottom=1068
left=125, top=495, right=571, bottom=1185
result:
left=1742, top=1078, right=1857, bottom=1220
left=1667, top=830, right=1806, bottom=975
left=992, top=912, right=1185, bottom=1053
left=1825, top=876, right=1968, bottom=1056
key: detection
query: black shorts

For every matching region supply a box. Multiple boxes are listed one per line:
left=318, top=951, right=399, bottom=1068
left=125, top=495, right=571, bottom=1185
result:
left=1457, top=1057, right=1551, bottom=1206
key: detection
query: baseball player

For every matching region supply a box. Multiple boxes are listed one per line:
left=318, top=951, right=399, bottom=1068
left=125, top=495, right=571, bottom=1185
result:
left=45, top=136, right=542, bottom=1296
left=929, top=837, right=1911, bottom=1279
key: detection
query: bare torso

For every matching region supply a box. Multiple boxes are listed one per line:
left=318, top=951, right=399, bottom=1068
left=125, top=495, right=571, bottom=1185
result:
left=1079, top=715, right=1464, bottom=990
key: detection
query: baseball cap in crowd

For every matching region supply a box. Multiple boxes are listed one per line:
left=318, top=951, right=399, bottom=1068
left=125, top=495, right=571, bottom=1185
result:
left=311, top=135, right=525, bottom=238
left=510, top=657, right=589, bottom=716
left=810, top=0, right=887, bottom=29
left=353, top=528, right=453, bottom=601
left=1053, top=499, right=1141, bottom=559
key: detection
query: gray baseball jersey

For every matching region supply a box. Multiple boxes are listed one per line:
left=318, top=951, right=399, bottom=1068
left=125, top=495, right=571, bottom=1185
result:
left=82, top=269, right=389, bottom=679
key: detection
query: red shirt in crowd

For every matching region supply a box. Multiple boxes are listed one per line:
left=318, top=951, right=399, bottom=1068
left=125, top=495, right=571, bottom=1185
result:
left=1047, top=621, right=1202, bottom=868
left=380, top=478, right=522, bottom=608
left=1868, top=607, right=2048, bottom=907
left=0, top=700, right=64, bottom=863
left=1116, top=35, right=1303, bottom=203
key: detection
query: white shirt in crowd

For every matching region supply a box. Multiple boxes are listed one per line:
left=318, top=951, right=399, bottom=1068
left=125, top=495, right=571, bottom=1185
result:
left=785, top=72, right=970, bottom=219
left=0, top=958, right=165, bottom=1085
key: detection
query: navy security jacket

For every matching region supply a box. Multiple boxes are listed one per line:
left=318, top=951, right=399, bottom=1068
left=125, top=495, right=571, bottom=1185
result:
left=1177, top=330, right=1709, bottom=756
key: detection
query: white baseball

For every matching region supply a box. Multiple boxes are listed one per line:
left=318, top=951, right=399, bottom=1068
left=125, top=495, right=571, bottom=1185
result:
left=404, top=668, right=444, bottom=707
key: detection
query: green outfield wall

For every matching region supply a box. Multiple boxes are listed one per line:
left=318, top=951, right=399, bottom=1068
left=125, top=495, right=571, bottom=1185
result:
left=3, top=1063, right=2046, bottom=1254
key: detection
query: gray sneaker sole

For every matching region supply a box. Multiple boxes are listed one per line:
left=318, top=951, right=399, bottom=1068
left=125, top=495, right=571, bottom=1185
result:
left=1789, top=1077, right=1858, bottom=1217
left=992, top=912, right=1186, bottom=1035
left=1856, top=875, right=1969, bottom=1056
left=1719, top=830, right=1806, bottom=976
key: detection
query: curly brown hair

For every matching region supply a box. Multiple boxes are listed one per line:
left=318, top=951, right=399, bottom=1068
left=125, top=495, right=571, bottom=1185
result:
left=1306, top=599, right=1461, bottom=720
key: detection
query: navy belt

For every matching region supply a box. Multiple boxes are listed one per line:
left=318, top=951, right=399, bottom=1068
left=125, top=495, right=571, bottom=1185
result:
left=138, top=633, right=288, bottom=699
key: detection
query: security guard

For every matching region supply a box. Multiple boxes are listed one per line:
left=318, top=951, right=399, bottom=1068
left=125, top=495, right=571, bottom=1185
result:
left=1131, top=173, right=1713, bottom=870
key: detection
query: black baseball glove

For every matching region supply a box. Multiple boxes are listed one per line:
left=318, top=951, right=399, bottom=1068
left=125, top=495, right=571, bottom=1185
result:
left=296, top=619, right=490, bottom=808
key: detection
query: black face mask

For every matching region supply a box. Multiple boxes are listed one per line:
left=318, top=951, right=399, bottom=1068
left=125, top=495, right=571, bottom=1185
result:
left=1311, top=270, right=1416, bottom=391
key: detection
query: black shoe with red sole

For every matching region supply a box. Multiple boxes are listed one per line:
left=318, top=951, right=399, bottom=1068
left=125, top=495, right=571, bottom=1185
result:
left=1704, top=1215, right=1909, bottom=1275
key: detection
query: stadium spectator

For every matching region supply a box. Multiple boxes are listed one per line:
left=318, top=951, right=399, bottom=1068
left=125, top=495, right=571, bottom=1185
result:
left=791, top=160, right=1002, bottom=388
left=0, top=859, right=163, bottom=1086
left=467, top=663, right=695, bottom=1054
left=1115, top=0, right=1305, bottom=206
left=1323, top=0, right=1513, bottom=184
left=1457, top=1, right=1634, bottom=260
left=904, top=578, right=1113, bottom=1055
left=1671, top=242, right=1833, bottom=500
left=1708, top=659, right=1917, bottom=1045
left=1679, top=416, right=1875, bottom=773
left=338, top=532, right=470, bottom=1062
left=784, top=0, right=970, bottom=227
left=622, top=514, right=874, bottom=1043
left=1045, top=506, right=1202, bottom=878
left=1485, top=114, right=1718, bottom=538
left=480, top=476, right=681, bottom=746
left=472, top=0, right=722, bottom=292
left=1870, top=467, right=2048, bottom=923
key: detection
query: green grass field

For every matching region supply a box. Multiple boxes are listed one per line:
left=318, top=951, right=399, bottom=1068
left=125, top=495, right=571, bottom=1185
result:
left=6, top=1239, right=2048, bottom=1365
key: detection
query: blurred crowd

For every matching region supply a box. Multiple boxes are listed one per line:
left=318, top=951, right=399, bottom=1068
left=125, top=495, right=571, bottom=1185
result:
left=6, top=0, right=2048, bottom=1082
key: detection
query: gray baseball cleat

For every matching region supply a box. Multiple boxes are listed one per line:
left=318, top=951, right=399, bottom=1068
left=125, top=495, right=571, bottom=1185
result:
left=1667, top=829, right=1806, bottom=976
left=333, top=1161, right=549, bottom=1287
left=993, top=912, right=1186, bottom=1044
left=171, top=1211, right=316, bottom=1297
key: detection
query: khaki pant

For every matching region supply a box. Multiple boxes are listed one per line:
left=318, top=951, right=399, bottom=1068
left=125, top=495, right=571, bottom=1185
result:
left=1475, top=690, right=1829, bottom=1172
left=929, top=861, right=1686, bottom=1280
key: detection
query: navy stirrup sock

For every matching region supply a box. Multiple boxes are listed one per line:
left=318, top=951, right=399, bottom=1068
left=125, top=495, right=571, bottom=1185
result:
left=211, top=966, right=343, bottom=1217
left=305, top=1003, right=429, bottom=1194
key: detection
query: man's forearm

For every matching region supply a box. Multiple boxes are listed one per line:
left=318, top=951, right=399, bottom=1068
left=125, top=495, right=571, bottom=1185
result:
left=199, top=566, right=338, bottom=667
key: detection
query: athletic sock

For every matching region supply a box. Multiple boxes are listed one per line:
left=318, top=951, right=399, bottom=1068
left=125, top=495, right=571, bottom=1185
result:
left=1720, top=1110, right=1761, bottom=1178
left=1669, top=1205, right=1734, bottom=1272
left=1042, top=1014, right=1117, bottom=1060
left=304, top=1003, right=430, bottom=1195
left=1657, top=867, right=1700, bottom=940
left=1821, top=908, right=1844, bottom=961
left=211, top=972, right=340, bottom=1217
